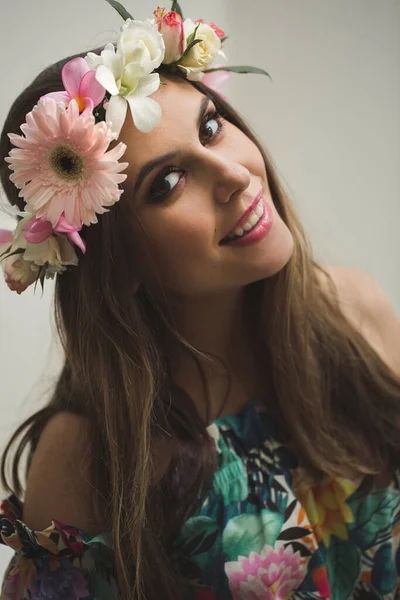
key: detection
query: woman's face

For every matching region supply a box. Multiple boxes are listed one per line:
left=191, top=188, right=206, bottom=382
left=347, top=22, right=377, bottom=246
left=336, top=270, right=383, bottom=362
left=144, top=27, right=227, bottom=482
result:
left=120, top=77, right=294, bottom=298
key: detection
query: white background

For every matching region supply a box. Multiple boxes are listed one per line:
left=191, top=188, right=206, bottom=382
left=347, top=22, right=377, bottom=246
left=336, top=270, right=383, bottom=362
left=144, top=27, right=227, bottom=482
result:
left=0, top=0, right=399, bottom=574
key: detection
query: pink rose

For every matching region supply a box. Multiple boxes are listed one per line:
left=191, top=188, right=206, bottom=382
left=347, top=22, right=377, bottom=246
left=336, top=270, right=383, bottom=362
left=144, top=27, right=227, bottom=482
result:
left=3, top=254, right=38, bottom=295
left=154, top=7, right=186, bottom=64
left=22, top=217, right=53, bottom=244
left=195, top=19, right=225, bottom=41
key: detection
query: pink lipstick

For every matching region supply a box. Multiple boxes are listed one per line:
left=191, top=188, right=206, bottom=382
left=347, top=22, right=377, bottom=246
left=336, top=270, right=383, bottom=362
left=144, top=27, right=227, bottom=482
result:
left=220, top=195, right=273, bottom=247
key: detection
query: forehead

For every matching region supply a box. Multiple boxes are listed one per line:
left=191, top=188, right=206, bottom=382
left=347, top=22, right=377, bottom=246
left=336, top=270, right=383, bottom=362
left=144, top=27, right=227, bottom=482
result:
left=119, top=77, right=207, bottom=178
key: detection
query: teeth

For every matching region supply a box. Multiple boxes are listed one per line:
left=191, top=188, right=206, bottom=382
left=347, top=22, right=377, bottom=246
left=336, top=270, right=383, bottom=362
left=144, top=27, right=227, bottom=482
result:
left=239, top=205, right=263, bottom=232
left=248, top=213, right=260, bottom=226
left=224, top=199, right=265, bottom=243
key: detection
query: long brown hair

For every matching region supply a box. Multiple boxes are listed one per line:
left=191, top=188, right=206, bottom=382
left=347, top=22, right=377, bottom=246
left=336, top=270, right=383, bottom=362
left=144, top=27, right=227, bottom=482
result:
left=1, top=49, right=400, bottom=600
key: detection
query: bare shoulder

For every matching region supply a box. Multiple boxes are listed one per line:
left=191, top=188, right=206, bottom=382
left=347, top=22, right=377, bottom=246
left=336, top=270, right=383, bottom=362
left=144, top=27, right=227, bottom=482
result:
left=316, top=264, right=400, bottom=375
left=22, top=411, right=106, bottom=536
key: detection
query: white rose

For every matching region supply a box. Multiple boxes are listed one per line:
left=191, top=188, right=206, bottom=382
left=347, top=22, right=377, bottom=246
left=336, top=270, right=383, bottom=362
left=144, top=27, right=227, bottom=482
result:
left=11, top=216, right=78, bottom=269
left=119, top=19, right=165, bottom=77
left=177, top=19, right=222, bottom=81
left=24, top=236, right=78, bottom=268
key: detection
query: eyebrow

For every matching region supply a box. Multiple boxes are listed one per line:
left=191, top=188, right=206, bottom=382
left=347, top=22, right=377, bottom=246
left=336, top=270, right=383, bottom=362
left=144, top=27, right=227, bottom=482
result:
left=133, top=96, right=211, bottom=196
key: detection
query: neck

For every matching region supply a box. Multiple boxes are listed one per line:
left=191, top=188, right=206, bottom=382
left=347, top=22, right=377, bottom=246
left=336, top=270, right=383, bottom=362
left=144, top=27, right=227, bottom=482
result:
left=163, top=287, right=264, bottom=420
left=168, top=288, right=249, bottom=362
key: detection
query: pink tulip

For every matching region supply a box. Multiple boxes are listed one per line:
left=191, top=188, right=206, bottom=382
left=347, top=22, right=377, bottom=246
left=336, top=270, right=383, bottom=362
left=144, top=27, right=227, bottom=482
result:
left=42, top=57, right=106, bottom=113
left=54, top=215, right=86, bottom=254
left=154, top=7, right=186, bottom=64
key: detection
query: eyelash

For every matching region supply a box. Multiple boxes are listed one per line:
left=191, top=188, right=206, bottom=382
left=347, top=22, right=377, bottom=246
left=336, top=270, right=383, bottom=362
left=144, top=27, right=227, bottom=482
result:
left=147, top=110, right=225, bottom=203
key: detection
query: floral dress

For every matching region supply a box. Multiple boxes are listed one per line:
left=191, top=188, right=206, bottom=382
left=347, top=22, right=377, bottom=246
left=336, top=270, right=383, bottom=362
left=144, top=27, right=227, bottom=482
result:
left=1, top=399, right=400, bottom=599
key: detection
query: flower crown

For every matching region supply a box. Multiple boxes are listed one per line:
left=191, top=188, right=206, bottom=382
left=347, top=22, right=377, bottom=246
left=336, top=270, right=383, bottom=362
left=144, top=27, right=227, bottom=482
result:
left=0, top=0, right=270, bottom=295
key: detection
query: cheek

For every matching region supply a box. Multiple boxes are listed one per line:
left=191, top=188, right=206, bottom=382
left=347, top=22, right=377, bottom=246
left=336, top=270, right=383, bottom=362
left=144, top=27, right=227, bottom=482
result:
left=226, top=125, right=266, bottom=170
left=243, top=140, right=266, bottom=176
left=163, top=209, right=207, bottom=240
left=140, top=204, right=214, bottom=267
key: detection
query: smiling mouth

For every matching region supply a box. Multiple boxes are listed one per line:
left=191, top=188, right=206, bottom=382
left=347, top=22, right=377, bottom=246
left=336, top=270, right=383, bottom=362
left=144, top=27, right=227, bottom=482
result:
left=219, top=197, right=265, bottom=245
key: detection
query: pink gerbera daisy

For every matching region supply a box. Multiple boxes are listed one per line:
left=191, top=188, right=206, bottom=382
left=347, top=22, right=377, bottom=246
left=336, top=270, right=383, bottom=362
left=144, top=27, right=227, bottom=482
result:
left=5, top=97, right=128, bottom=227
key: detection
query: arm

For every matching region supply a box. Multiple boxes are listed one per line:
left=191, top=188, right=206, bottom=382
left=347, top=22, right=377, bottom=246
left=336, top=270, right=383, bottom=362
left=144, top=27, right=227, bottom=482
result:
left=22, top=411, right=103, bottom=535
left=0, top=412, right=117, bottom=600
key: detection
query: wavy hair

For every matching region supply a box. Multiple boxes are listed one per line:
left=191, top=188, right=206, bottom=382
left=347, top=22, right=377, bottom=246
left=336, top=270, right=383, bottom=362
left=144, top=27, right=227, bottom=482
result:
left=1, top=49, right=400, bottom=600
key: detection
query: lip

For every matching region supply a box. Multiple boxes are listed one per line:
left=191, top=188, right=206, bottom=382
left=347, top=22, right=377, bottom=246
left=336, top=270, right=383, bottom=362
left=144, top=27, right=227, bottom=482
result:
left=221, top=198, right=273, bottom=247
left=220, top=188, right=264, bottom=243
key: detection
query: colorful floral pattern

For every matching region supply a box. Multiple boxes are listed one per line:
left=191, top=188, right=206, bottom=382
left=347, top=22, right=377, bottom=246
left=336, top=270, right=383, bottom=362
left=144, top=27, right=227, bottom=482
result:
left=0, top=495, right=117, bottom=599
left=172, top=399, right=400, bottom=599
left=294, top=475, right=359, bottom=547
left=1, top=400, right=400, bottom=599
left=225, top=542, right=305, bottom=599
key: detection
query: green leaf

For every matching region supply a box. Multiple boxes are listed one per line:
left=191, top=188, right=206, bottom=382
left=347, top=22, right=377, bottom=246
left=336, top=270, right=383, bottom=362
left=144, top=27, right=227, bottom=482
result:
left=222, top=510, right=283, bottom=561
left=169, top=28, right=201, bottom=66
left=326, top=538, right=360, bottom=600
left=180, top=38, right=201, bottom=60
left=348, top=490, right=399, bottom=550
left=0, top=248, right=24, bottom=263
left=184, top=529, right=219, bottom=556
left=33, top=272, right=41, bottom=295
left=204, top=65, right=272, bottom=81
left=0, top=245, right=12, bottom=259
left=214, top=457, right=248, bottom=502
left=186, top=23, right=200, bottom=48
left=171, top=0, right=184, bottom=19
left=104, top=0, right=133, bottom=21
left=221, top=36, right=228, bottom=44
left=371, top=543, right=397, bottom=594
left=178, top=516, right=221, bottom=570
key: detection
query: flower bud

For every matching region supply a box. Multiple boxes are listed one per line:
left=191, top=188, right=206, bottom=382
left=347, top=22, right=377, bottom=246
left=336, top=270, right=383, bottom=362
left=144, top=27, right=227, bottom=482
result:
left=154, top=7, right=186, bottom=64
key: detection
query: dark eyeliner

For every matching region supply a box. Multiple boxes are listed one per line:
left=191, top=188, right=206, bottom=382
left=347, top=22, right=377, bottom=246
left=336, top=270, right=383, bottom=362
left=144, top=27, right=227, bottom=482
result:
left=147, top=109, right=225, bottom=203
left=200, top=109, right=225, bottom=143
left=148, top=166, right=184, bottom=204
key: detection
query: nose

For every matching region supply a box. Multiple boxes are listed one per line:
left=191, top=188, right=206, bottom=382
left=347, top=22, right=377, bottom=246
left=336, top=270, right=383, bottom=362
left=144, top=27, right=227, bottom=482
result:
left=202, top=153, right=251, bottom=205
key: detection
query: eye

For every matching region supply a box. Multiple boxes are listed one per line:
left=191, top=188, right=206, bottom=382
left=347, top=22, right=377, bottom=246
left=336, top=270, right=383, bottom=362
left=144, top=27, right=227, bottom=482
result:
left=148, top=166, right=184, bottom=203
left=199, top=110, right=225, bottom=144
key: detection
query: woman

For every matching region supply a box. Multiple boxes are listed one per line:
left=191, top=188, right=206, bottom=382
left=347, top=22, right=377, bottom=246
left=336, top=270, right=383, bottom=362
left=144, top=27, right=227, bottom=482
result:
left=0, top=3, right=400, bottom=599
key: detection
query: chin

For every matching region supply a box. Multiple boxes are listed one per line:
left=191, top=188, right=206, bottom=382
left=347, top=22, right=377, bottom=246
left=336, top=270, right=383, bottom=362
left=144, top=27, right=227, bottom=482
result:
left=244, top=228, right=295, bottom=283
